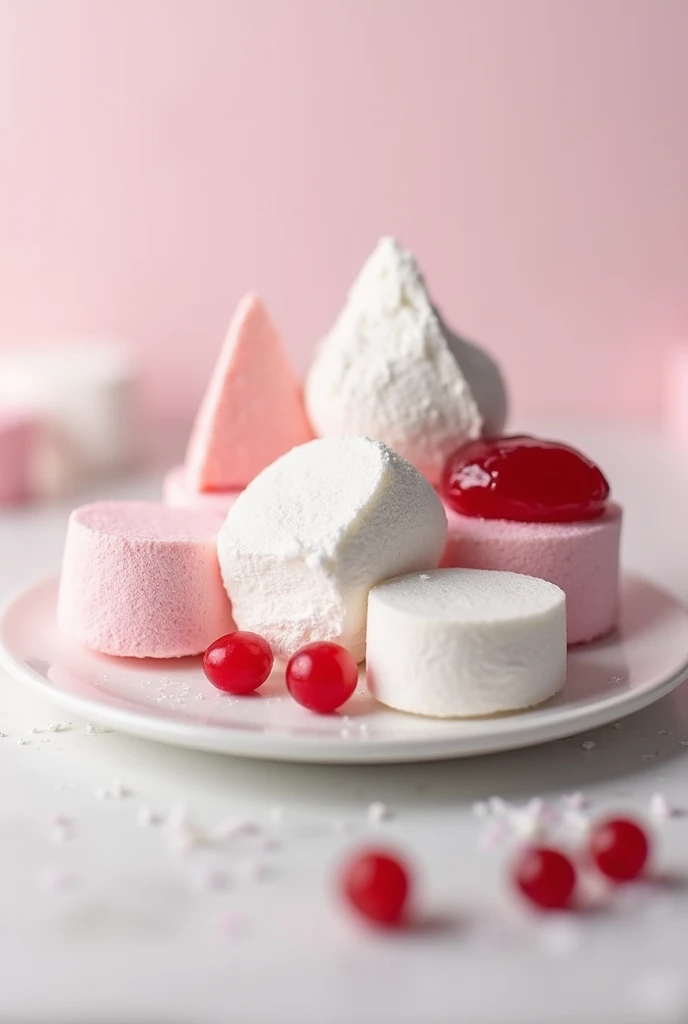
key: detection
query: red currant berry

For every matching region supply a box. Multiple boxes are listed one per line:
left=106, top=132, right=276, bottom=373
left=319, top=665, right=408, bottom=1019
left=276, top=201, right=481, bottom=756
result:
left=441, top=435, right=610, bottom=523
left=513, top=846, right=577, bottom=910
left=588, top=817, right=650, bottom=882
left=342, top=849, right=410, bottom=926
left=286, top=641, right=358, bottom=713
left=203, top=631, right=273, bottom=694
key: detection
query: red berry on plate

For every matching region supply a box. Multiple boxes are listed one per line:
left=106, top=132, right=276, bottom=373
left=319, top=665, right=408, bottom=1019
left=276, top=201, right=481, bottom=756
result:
left=588, top=817, right=650, bottom=882
left=441, top=435, right=610, bottom=523
left=342, top=849, right=410, bottom=926
left=513, top=846, right=577, bottom=910
left=203, top=631, right=274, bottom=694
left=286, top=641, right=358, bottom=713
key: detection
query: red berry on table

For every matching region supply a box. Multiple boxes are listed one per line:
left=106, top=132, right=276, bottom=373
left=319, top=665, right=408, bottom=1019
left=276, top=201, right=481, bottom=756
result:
left=512, top=846, right=577, bottom=910
left=588, top=817, right=650, bottom=882
left=441, top=435, right=610, bottom=523
left=203, top=631, right=274, bottom=694
left=286, top=641, right=358, bottom=713
left=342, top=849, right=410, bottom=926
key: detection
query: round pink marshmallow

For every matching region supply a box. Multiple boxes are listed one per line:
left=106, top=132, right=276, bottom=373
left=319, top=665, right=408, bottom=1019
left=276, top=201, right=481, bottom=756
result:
left=57, top=501, right=234, bottom=658
left=442, top=502, right=622, bottom=645
left=0, top=411, right=36, bottom=506
left=163, top=465, right=240, bottom=516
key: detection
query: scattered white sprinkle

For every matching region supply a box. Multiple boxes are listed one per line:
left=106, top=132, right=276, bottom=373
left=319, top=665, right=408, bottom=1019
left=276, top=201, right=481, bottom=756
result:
left=488, top=796, right=509, bottom=816
left=190, top=866, right=231, bottom=892
left=561, top=792, right=587, bottom=811
left=195, top=693, right=207, bottom=701
left=642, top=752, right=660, bottom=761
left=658, top=729, right=672, bottom=737
left=478, top=818, right=508, bottom=850
left=358, top=723, right=369, bottom=737
left=650, top=792, right=682, bottom=820
left=419, top=573, right=431, bottom=580
left=32, top=722, right=71, bottom=734
left=95, top=780, right=133, bottom=800
left=679, top=740, right=688, bottom=747
left=39, top=866, right=79, bottom=893
left=137, top=806, right=164, bottom=827
left=367, top=801, right=392, bottom=823
left=472, top=801, right=490, bottom=819
left=50, top=814, right=75, bottom=843
left=0, top=732, right=8, bottom=739
left=562, top=809, right=590, bottom=835
left=17, top=737, right=30, bottom=746
left=85, top=723, right=113, bottom=735
left=220, top=911, right=245, bottom=937
left=610, top=722, right=622, bottom=730
left=581, top=740, right=597, bottom=751
left=213, top=818, right=261, bottom=841
left=242, top=859, right=272, bottom=882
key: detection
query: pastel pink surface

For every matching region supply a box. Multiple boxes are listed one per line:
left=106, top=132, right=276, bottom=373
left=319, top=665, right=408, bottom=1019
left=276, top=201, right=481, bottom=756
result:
left=57, top=501, right=234, bottom=658
left=663, top=342, right=688, bottom=445
left=184, top=294, right=313, bottom=491
left=442, top=502, right=622, bottom=645
left=163, top=465, right=240, bottom=516
left=0, top=411, right=36, bottom=505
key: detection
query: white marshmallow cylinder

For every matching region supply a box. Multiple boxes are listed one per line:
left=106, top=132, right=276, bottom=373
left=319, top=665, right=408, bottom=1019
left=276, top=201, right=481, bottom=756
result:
left=218, top=437, right=447, bottom=661
left=0, top=341, right=138, bottom=494
left=366, top=568, right=567, bottom=718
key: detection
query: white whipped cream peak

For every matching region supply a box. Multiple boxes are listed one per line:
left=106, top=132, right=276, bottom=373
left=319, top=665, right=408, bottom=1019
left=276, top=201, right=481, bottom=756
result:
left=305, top=237, right=506, bottom=484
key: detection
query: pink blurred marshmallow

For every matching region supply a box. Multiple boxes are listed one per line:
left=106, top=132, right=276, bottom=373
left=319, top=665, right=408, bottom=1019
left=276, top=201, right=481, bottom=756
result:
left=163, top=465, right=240, bottom=516
left=0, top=411, right=36, bottom=505
left=663, top=342, right=688, bottom=445
left=57, top=501, right=234, bottom=657
left=442, top=502, right=622, bottom=645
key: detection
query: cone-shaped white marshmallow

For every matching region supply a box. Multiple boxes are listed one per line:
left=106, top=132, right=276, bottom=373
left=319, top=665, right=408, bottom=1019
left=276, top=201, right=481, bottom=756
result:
left=305, top=237, right=507, bottom=484
left=185, top=294, right=313, bottom=491
left=367, top=568, right=566, bottom=717
left=217, top=437, right=447, bottom=661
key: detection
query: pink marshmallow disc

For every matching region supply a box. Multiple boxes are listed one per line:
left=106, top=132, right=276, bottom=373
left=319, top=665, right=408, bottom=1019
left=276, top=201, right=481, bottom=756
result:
left=57, top=501, right=234, bottom=658
left=0, top=411, right=36, bottom=506
left=442, top=502, right=622, bottom=645
left=163, top=465, right=240, bottom=516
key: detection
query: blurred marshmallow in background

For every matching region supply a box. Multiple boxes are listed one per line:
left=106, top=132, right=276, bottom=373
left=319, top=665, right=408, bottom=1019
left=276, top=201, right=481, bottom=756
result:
left=663, top=341, right=688, bottom=447
left=0, top=410, right=36, bottom=506
left=0, top=340, right=139, bottom=497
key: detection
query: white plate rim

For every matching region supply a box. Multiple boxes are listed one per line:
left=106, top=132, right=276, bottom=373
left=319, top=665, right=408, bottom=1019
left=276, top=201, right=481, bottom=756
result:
left=1, top=576, right=687, bottom=764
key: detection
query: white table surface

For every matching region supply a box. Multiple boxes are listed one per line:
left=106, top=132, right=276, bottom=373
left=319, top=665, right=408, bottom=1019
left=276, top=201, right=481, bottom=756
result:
left=2, top=423, right=688, bottom=1024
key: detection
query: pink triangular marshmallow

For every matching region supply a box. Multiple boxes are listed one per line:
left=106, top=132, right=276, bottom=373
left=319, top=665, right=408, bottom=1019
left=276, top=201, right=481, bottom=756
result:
left=185, top=294, right=313, bottom=491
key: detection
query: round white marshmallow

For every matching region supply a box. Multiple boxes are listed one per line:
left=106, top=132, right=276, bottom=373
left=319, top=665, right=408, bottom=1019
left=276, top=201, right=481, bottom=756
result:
left=366, top=568, right=566, bottom=717
left=305, top=237, right=507, bottom=484
left=217, top=437, right=448, bottom=661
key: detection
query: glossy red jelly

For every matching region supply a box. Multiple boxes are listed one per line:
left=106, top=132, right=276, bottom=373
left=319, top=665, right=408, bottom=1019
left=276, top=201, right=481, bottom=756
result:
left=513, top=846, right=577, bottom=910
left=588, top=817, right=650, bottom=883
left=441, top=435, right=610, bottom=523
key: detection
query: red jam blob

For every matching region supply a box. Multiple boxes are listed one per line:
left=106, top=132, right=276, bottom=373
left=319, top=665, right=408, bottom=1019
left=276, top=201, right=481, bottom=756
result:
left=342, top=849, right=411, bottom=926
left=203, top=631, right=274, bottom=694
left=286, top=641, right=358, bottom=714
left=441, top=435, right=610, bottom=523
left=513, top=846, right=577, bottom=910
left=588, top=817, right=650, bottom=883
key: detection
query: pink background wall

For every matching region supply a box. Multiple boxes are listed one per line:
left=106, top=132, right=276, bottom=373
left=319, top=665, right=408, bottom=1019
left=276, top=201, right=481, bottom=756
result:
left=1, top=0, right=687, bottom=426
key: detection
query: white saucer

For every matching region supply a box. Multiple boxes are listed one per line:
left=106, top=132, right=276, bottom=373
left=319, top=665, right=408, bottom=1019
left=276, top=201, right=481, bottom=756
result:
left=1, top=576, right=687, bottom=764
